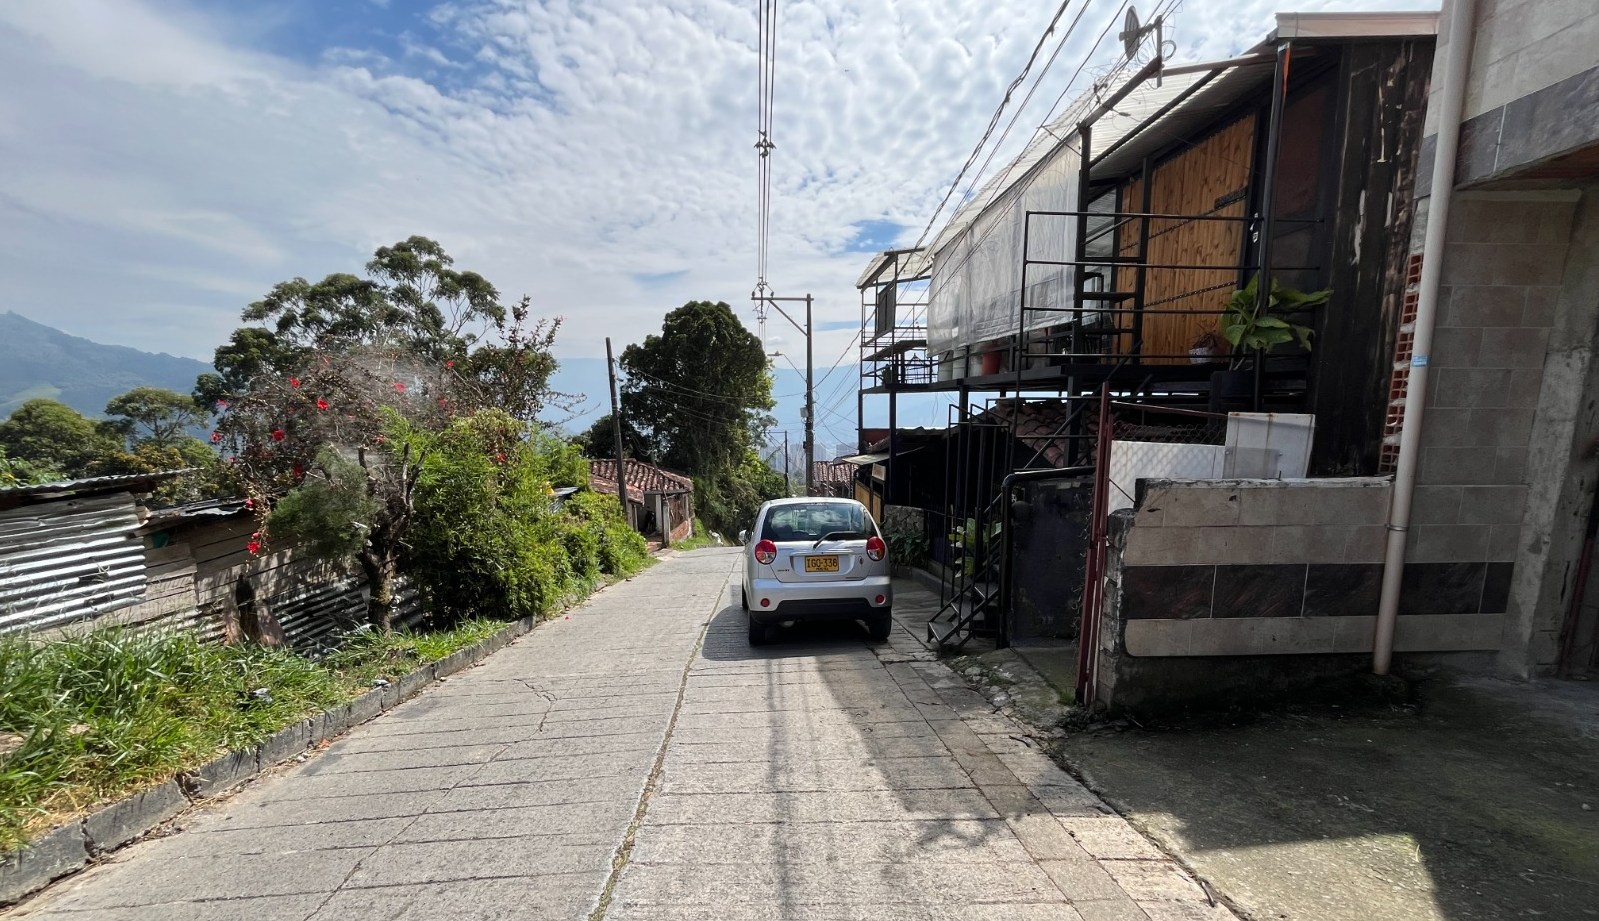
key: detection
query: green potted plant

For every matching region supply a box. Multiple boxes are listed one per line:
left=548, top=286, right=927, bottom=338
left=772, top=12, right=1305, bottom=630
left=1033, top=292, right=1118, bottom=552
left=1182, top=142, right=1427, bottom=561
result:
left=1220, top=275, right=1330, bottom=365
left=1210, top=275, right=1331, bottom=409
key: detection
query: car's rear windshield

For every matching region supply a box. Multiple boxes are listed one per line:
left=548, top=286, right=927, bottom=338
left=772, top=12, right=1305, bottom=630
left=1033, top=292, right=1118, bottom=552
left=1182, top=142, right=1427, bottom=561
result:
left=760, top=502, right=874, bottom=543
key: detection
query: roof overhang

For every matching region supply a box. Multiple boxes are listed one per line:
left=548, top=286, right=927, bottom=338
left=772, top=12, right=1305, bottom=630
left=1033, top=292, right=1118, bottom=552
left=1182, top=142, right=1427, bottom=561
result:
left=1272, top=11, right=1439, bottom=40
left=855, top=248, right=933, bottom=290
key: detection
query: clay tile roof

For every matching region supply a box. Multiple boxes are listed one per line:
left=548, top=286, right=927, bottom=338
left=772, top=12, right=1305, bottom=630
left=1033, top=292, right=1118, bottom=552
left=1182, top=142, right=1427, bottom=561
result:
left=811, top=461, right=856, bottom=485
left=983, top=401, right=1071, bottom=468
left=589, top=459, right=693, bottom=505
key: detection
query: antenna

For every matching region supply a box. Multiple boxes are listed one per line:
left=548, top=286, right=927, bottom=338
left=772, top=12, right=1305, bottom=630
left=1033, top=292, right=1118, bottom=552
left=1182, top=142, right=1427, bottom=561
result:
left=1121, top=7, right=1144, bottom=60
left=1118, top=6, right=1165, bottom=83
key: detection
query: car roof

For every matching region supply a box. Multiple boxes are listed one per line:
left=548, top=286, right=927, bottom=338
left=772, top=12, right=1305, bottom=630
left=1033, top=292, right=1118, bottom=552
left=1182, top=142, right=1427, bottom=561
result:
left=763, top=497, right=862, bottom=507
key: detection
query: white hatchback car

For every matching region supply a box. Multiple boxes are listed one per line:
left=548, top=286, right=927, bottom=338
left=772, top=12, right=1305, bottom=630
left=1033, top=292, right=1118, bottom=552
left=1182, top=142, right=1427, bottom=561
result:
left=738, top=497, right=894, bottom=645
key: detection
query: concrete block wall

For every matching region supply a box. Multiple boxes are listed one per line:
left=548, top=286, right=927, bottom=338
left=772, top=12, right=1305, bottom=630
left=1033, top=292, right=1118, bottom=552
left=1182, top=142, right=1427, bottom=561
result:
left=1440, top=0, right=1599, bottom=127
left=1112, top=478, right=1508, bottom=660
left=1405, top=183, right=1599, bottom=676
left=1415, top=192, right=1577, bottom=572
left=1423, top=0, right=1599, bottom=187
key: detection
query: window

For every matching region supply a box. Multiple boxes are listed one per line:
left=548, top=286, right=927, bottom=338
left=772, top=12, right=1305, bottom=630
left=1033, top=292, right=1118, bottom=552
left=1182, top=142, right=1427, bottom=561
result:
left=760, top=502, right=874, bottom=543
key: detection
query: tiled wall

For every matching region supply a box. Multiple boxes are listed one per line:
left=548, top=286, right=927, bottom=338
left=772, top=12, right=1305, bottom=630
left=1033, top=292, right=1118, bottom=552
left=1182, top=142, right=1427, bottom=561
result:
left=1421, top=0, right=1599, bottom=186
left=1111, top=478, right=1508, bottom=659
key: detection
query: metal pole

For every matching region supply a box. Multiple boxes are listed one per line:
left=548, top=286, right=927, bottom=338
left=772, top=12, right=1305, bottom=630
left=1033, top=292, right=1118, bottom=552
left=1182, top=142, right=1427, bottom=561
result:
left=605, top=337, right=632, bottom=530
left=783, top=431, right=790, bottom=496
left=1133, top=156, right=1154, bottom=356
left=805, top=294, right=815, bottom=496
left=887, top=390, right=898, bottom=506
left=1253, top=42, right=1292, bottom=412
left=1374, top=0, right=1477, bottom=675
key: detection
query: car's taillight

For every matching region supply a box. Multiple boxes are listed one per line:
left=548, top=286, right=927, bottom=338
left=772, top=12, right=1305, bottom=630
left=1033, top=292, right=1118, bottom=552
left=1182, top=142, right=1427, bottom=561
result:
left=754, top=540, right=777, bottom=565
left=865, top=536, right=886, bottom=561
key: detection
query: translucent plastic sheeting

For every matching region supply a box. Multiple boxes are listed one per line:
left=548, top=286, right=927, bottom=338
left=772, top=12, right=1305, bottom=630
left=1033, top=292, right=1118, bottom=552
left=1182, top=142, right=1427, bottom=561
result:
left=927, top=138, right=1080, bottom=354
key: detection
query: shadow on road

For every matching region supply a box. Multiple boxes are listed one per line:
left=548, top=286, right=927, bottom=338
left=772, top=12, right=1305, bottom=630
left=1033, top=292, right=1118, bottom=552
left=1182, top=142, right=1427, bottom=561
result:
left=1060, top=675, right=1599, bottom=921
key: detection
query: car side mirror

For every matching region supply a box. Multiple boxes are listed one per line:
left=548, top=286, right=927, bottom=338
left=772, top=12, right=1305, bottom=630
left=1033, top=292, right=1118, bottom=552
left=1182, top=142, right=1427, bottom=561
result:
left=738, top=529, right=749, bottom=544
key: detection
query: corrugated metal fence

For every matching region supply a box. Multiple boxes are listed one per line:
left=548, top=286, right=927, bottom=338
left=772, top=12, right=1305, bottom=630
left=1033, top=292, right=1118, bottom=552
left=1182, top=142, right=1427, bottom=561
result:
left=0, top=493, right=147, bottom=635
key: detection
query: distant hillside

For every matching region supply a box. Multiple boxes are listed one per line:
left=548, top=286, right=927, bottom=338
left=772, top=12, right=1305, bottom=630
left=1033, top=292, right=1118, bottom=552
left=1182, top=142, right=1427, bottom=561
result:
left=0, top=312, right=213, bottom=418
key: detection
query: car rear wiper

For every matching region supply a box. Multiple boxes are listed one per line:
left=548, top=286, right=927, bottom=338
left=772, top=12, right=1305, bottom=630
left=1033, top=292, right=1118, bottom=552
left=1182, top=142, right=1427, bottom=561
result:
left=812, top=530, right=865, bottom=549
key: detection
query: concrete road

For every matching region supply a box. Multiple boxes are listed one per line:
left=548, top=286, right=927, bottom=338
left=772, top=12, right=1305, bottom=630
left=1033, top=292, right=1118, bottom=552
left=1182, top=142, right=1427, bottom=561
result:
left=16, top=549, right=1232, bottom=921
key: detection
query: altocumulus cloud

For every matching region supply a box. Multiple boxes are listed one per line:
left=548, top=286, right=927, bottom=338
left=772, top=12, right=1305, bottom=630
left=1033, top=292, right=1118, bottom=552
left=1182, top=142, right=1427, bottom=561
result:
left=0, top=0, right=1433, bottom=371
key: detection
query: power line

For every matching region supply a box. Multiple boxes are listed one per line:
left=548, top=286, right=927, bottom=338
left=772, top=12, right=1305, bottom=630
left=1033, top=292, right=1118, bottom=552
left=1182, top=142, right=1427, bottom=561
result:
left=909, top=0, right=1085, bottom=255
left=755, top=0, right=779, bottom=291
left=625, top=366, right=787, bottom=407
left=908, top=0, right=1146, bottom=327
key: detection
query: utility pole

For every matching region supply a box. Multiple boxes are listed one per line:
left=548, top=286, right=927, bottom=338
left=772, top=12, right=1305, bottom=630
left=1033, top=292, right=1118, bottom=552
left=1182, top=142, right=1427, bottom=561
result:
left=751, top=291, right=815, bottom=496
left=605, top=337, right=631, bottom=529
left=783, top=431, right=790, bottom=496
left=805, top=294, right=814, bottom=496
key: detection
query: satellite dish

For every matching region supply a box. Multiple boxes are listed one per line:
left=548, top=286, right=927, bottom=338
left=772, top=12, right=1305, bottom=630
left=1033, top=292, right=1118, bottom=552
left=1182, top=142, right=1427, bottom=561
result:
left=1121, top=7, right=1143, bottom=60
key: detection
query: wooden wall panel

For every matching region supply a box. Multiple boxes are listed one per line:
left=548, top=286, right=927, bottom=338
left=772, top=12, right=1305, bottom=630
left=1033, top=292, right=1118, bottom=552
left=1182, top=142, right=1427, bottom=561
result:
left=1115, top=114, right=1257, bottom=363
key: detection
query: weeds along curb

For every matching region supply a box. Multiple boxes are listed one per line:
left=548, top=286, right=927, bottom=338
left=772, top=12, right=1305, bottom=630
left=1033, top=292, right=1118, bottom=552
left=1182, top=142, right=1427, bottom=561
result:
left=0, top=614, right=537, bottom=906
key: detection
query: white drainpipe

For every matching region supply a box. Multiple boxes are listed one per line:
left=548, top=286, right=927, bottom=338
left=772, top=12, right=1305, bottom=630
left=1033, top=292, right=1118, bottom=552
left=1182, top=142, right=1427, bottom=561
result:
left=1373, top=0, right=1478, bottom=675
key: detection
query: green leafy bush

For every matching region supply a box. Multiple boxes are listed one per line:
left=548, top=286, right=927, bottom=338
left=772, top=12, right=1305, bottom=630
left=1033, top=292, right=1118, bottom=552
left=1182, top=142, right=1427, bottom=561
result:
left=401, top=411, right=647, bottom=623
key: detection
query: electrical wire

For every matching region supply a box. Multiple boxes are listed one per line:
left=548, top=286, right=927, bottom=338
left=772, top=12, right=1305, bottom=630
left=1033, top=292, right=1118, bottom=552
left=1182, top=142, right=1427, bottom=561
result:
left=908, top=0, right=1086, bottom=255
left=907, top=0, right=1158, bottom=328
left=755, top=0, right=779, bottom=291
left=810, top=0, right=1102, bottom=405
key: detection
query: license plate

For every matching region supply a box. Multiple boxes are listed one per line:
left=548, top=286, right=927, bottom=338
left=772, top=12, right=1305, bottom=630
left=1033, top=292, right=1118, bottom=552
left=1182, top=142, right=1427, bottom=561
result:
left=804, top=555, right=840, bottom=573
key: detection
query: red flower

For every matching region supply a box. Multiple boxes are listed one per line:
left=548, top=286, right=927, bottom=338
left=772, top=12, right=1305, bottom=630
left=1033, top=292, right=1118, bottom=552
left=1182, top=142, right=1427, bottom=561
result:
left=292, top=464, right=304, bottom=479
left=393, top=382, right=406, bottom=393
left=438, top=398, right=448, bottom=407
left=246, top=540, right=261, bottom=555
left=244, top=498, right=254, bottom=509
left=271, top=429, right=286, bottom=441
left=227, top=457, right=237, bottom=465
left=445, top=360, right=454, bottom=369
left=216, top=400, right=228, bottom=409
left=316, top=399, right=329, bottom=410
left=374, top=435, right=386, bottom=444
left=210, top=431, right=222, bottom=443
left=289, top=377, right=300, bottom=388
left=496, top=452, right=506, bottom=463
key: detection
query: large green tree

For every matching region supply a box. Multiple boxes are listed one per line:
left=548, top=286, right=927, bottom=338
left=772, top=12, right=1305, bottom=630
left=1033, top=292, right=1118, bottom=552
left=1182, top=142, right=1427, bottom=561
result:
left=0, top=399, right=120, bottom=480
left=618, top=301, right=780, bottom=534
left=619, top=301, right=774, bottom=474
left=575, top=413, right=650, bottom=460
left=104, top=387, right=209, bottom=449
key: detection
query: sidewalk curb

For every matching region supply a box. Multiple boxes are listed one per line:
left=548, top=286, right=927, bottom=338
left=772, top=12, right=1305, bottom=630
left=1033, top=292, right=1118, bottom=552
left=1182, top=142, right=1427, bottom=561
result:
left=0, top=614, right=536, bottom=906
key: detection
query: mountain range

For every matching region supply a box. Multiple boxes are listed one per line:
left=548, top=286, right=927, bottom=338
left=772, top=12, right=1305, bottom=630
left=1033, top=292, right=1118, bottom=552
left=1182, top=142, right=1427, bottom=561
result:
left=0, top=311, right=213, bottom=419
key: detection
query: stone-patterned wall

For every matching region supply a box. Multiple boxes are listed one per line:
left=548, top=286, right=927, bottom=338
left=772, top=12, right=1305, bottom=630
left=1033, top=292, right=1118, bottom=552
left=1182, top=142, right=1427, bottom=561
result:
left=1110, top=478, right=1507, bottom=660
left=1422, top=0, right=1599, bottom=186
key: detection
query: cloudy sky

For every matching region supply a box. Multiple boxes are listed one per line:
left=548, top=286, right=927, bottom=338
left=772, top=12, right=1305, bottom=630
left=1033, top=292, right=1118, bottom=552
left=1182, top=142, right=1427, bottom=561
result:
left=0, top=0, right=1434, bottom=438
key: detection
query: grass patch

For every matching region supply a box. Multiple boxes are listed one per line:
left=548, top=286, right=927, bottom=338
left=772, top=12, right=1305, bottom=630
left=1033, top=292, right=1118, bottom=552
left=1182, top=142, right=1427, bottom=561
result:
left=667, top=519, right=723, bottom=551
left=0, top=617, right=506, bottom=856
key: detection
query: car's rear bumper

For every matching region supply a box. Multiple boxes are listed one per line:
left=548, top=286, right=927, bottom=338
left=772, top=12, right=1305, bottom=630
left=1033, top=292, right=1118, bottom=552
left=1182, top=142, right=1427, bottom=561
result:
left=747, top=575, right=892, bottom=625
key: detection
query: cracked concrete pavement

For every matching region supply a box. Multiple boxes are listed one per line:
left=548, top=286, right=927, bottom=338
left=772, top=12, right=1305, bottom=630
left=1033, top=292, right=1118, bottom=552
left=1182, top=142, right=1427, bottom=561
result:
left=12, top=548, right=1233, bottom=921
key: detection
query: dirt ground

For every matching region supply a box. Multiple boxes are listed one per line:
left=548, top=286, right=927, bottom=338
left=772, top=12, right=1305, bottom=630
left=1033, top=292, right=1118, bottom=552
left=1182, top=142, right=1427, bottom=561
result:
left=1055, top=673, right=1599, bottom=921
